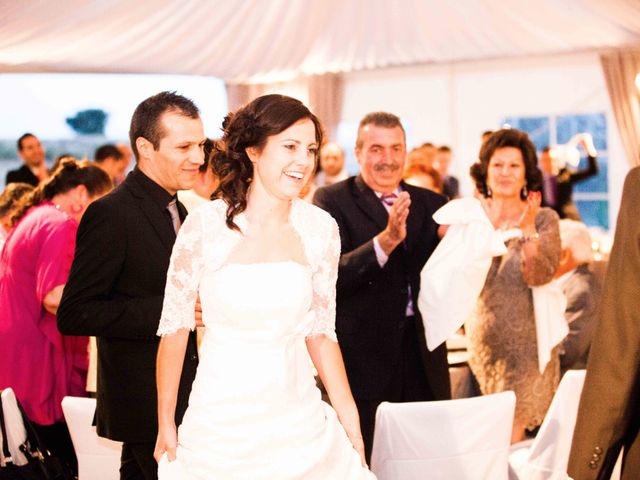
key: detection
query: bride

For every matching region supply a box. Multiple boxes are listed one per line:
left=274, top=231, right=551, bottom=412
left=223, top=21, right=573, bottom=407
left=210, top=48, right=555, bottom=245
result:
left=153, top=94, right=375, bottom=479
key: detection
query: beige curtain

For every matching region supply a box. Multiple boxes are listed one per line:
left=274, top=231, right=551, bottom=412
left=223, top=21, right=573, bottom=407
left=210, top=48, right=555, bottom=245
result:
left=225, top=74, right=344, bottom=142
left=308, top=73, right=344, bottom=142
left=224, top=83, right=271, bottom=112
left=600, top=50, right=640, bottom=167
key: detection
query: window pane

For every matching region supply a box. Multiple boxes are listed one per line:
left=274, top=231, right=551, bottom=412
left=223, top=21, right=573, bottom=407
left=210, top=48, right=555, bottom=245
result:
left=575, top=200, right=609, bottom=230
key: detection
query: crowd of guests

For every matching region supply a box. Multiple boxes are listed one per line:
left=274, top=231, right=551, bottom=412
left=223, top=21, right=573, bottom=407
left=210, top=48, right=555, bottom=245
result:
left=0, top=90, right=623, bottom=479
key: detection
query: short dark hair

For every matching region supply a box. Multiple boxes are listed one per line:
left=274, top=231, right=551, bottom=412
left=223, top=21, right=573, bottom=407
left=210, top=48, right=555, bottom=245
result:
left=95, top=144, right=124, bottom=163
left=356, top=112, right=405, bottom=150
left=17, top=133, right=36, bottom=151
left=437, top=145, right=452, bottom=153
left=215, top=94, right=323, bottom=231
left=129, top=91, right=200, bottom=162
left=470, top=128, right=542, bottom=199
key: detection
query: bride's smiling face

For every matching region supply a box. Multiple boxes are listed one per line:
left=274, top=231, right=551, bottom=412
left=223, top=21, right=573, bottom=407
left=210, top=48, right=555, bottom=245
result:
left=247, top=118, right=319, bottom=200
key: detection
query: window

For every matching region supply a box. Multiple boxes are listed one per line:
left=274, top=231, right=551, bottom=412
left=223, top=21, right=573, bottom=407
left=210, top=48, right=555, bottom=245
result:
left=503, top=113, right=608, bottom=229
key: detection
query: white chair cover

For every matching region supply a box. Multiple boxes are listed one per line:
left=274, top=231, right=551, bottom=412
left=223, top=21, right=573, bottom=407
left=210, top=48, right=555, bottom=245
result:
left=371, top=391, right=516, bottom=480
left=61, top=396, right=122, bottom=480
left=508, top=370, right=586, bottom=479
left=0, top=388, right=29, bottom=466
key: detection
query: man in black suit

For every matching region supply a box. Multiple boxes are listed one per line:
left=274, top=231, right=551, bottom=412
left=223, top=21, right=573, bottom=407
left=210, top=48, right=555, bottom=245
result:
left=539, top=133, right=599, bottom=220
left=58, top=92, right=205, bottom=480
left=5, top=133, right=48, bottom=186
left=313, top=112, right=451, bottom=461
left=555, top=219, right=601, bottom=375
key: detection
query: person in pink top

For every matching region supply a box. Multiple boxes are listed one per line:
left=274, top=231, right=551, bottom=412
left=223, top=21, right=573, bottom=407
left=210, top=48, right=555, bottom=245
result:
left=0, top=158, right=112, bottom=474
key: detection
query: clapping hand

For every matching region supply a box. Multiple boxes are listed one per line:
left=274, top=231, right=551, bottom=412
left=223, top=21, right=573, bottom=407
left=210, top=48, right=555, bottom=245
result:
left=378, top=191, right=411, bottom=255
left=519, top=191, right=542, bottom=233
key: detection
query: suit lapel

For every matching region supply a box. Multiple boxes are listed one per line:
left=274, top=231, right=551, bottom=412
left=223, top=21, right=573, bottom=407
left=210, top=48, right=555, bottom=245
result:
left=402, top=182, right=427, bottom=252
left=353, top=175, right=389, bottom=231
left=125, top=175, right=176, bottom=253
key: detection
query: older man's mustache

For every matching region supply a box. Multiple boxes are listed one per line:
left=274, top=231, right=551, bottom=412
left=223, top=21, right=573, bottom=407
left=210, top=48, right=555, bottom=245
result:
left=373, top=164, right=400, bottom=172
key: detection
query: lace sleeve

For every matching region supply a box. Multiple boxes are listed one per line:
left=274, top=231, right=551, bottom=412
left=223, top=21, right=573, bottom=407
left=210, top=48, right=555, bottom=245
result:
left=308, top=215, right=340, bottom=342
left=157, top=210, right=205, bottom=336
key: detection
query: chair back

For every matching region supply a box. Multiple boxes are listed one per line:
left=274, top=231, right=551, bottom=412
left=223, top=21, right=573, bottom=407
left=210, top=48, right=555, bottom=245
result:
left=61, top=396, right=121, bottom=480
left=509, top=369, right=586, bottom=479
left=0, top=388, right=29, bottom=466
left=371, top=391, right=516, bottom=480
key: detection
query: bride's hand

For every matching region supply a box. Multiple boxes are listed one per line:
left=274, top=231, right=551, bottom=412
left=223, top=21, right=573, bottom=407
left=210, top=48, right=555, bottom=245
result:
left=154, top=424, right=178, bottom=463
left=347, top=432, right=368, bottom=468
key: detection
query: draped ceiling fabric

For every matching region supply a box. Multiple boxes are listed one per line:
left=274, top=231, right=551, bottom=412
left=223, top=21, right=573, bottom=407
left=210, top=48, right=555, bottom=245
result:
left=1, top=0, right=640, bottom=83
left=600, top=50, right=640, bottom=167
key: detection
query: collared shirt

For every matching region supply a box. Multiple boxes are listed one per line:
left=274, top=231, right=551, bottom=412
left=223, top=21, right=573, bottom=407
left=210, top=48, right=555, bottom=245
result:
left=129, top=167, right=181, bottom=229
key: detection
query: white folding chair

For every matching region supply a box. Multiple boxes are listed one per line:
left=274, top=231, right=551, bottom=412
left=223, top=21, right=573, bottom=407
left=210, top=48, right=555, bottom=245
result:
left=371, top=391, right=516, bottom=480
left=508, top=370, right=586, bottom=480
left=61, top=396, right=122, bottom=480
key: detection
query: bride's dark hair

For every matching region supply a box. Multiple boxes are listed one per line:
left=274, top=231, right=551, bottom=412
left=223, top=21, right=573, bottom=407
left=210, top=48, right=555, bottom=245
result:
left=213, top=94, right=323, bottom=231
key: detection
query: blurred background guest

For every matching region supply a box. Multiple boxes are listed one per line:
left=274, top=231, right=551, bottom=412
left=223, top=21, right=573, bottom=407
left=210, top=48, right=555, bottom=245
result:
left=95, top=143, right=131, bottom=186
left=539, top=133, right=599, bottom=220
left=314, top=142, right=349, bottom=187
left=467, top=128, right=561, bottom=443
left=556, top=219, right=601, bottom=375
left=403, top=163, right=443, bottom=193
left=434, top=145, right=459, bottom=199
left=0, top=159, right=112, bottom=474
left=178, top=138, right=219, bottom=212
left=5, top=132, right=49, bottom=186
left=0, top=182, right=34, bottom=250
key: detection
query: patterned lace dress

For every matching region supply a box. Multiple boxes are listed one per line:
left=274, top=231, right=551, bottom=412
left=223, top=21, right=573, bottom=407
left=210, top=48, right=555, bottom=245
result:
left=156, top=199, right=375, bottom=480
left=466, top=208, right=561, bottom=429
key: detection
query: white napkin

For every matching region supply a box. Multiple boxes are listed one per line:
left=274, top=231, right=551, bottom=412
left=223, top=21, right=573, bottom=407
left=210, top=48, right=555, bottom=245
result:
left=419, top=197, right=568, bottom=374
left=531, top=281, right=568, bottom=373
left=418, top=198, right=507, bottom=351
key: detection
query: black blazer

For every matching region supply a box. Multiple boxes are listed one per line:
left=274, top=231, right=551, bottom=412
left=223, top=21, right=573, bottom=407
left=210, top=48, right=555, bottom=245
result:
left=5, top=164, right=39, bottom=186
left=57, top=169, right=198, bottom=443
left=313, top=176, right=451, bottom=401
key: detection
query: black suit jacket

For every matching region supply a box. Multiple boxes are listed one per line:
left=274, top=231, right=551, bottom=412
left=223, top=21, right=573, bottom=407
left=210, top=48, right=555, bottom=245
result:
left=57, top=169, right=198, bottom=443
left=313, top=176, right=451, bottom=401
left=5, top=164, right=39, bottom=186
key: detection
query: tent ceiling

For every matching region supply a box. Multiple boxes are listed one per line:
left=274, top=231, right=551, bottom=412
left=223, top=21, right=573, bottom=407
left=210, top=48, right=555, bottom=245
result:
left=1, top=0, right=639, bottom=83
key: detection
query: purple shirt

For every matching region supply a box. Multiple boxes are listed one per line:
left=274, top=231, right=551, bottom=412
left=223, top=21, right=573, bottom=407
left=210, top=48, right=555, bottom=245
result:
left=0, top=202, right=88, bottom=425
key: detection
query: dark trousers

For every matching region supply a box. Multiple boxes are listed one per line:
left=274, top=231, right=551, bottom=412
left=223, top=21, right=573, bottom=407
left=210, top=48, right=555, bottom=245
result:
left=32, top=421, right=78, bottom=477
left=120, top=442, right=157, bottom=480
left=357, top=316, right=434, bottom=463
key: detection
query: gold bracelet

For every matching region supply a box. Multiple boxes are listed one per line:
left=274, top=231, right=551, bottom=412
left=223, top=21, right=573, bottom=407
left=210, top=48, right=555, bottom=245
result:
left=523, top=232, right=540, bottom=242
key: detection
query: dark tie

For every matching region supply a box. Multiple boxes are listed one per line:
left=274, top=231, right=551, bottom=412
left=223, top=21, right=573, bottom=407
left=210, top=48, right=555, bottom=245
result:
left=380, top=192, right=398, bottom=207
left=167, top=199, right=181, bottom=234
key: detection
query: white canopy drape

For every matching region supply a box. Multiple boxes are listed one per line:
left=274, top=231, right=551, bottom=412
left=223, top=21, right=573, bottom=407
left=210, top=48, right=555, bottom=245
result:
left=1, top=0, right=639, bottom=83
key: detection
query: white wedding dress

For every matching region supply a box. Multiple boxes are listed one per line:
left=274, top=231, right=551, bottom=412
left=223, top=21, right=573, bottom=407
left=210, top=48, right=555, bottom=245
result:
left=156, top=199, right=375, bottom=480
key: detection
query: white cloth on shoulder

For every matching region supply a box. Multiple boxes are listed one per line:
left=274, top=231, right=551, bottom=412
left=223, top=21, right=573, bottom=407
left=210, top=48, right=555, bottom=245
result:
left=418, top=197, right=567, bottom=373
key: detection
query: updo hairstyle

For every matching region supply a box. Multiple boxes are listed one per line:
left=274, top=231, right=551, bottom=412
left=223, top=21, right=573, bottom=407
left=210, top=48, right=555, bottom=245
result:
left=213, top=94, right=323, bottom=230
left=11, top=158, right=112, bottom=226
